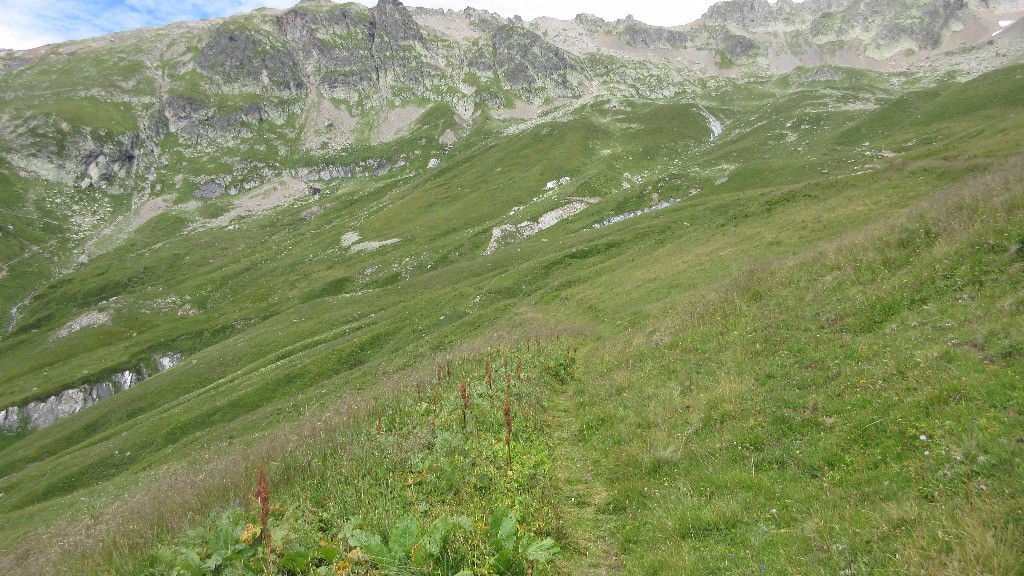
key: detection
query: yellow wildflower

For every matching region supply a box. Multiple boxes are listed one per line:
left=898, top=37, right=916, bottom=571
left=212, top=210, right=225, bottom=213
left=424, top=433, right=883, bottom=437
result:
left=239, top=523, right=260, bottom=545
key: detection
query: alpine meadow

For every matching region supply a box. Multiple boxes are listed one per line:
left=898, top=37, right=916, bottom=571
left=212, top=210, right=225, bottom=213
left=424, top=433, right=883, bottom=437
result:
left=0, top=0, right=1022, bottom=574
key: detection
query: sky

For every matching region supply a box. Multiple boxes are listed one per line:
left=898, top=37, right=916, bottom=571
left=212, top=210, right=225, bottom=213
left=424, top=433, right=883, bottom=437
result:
left=0, top=0, right=731, bottom=51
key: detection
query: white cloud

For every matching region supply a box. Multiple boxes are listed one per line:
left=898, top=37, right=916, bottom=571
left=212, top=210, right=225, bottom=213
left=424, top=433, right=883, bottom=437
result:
left=0, top=0, right=721, bottom=51
left=0, top=24, right=64, bottom=51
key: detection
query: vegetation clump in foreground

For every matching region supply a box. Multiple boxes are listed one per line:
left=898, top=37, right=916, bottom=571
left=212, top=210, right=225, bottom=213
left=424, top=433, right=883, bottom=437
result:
left=147, top=344, right=571, bottom=575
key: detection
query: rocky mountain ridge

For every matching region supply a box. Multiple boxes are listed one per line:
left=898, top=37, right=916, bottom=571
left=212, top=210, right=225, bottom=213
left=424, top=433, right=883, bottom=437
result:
left=0, top=0, right=1020, bottom=196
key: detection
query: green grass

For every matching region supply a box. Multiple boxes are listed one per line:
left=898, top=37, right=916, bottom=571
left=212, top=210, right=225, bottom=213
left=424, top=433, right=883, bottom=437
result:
left=0, top=50, right=1023, bottom=576
left=134, top=344, right=572, bottom=576
left=12, top=97, right=139, bottom=133
left=556, top=161, right=1024, bottom=574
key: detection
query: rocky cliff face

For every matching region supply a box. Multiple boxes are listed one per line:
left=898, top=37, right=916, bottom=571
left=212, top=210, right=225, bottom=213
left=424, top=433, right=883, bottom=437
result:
left=489, top=25, right=585, bottom=95
left=0, top=354, right=181, bottom=433
left=196, top=18, right=305, bottom=94
left=699, top=0, right=977, bottom=60
left=273, top=0, right=432, bottom=104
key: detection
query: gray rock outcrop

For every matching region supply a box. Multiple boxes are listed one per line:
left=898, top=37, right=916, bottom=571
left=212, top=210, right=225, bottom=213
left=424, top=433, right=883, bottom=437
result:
left=112, top=370, right=139, bottom=390
left=0, top=353, right=182, bottom=433
left=0, top=406, right=22, bottom=433
left=155, top=353, right=183, bottom=372
left=195, top=181, right=226, bottom=199
left=298, top=156, right=406, bottom=181
left=701, top=0, right=973, bottom=59
left=488, top=25, right=586, bottom=95
left=25, top=387, right=89, bottom=430
left=196, top=22, right=304, bottom=93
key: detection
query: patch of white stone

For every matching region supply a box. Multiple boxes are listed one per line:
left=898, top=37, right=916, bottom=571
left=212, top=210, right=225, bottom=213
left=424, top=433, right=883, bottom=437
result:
left=0, top=354, right=182, bottom=433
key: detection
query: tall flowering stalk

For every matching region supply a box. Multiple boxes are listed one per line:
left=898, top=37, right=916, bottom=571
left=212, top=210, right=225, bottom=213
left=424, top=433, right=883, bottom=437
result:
left=254, top=466, right=273, bottom=573
left=431, top=381, right=439, bottom=416
left=503, top=385, right=512, bottom=470
left=459, top=379, right=470, bottom=429
left=485, top=357, right=492, bottom=389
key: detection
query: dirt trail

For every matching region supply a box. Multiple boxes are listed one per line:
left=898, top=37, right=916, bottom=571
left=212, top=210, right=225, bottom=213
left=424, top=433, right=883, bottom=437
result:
left=546, top=355, right=627, bottom=575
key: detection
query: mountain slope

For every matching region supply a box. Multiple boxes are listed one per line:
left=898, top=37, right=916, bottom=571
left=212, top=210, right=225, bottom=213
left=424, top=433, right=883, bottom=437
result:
left=0, top=1, right=1022, bottom=574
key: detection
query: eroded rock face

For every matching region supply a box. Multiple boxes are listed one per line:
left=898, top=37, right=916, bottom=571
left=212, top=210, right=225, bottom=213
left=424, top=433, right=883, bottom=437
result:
left=91, top=380, right=115, bottom=401
left=0, top=406, right=22, bottom=433
left=26, top=387, right=89, bottom=430
left=79, top=132, right=142, bottom=188
left=276, top=0, right=433, bottom=102
left=617, top=17, right=691, bottom=49
left=112, top=370, right=138, bottom=391
left=297, top=156, right=405, bottom=181
left=489, top=25, right=585, bottom=94
left=702, top=0, right=971, bottom=56
left=703, top=0, right=778, bottom=30
left=874, top=0, right=967, bottom=51
left=195, top=181, right=226, bottom=199
left=155, top=353, right=183, bottom=372
left=1, top=353, right=182, bottom=433
left=197, top=23, right=304, bottom=93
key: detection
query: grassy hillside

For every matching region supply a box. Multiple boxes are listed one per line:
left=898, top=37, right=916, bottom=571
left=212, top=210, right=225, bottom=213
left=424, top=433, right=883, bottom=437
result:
left=0, top=61, right=1022, bottom=575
